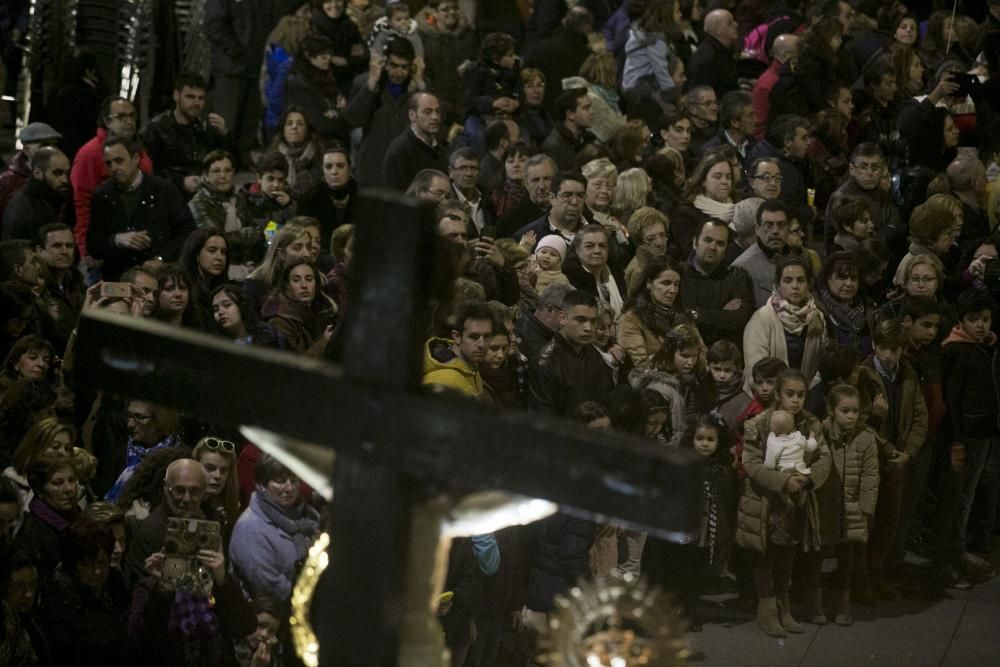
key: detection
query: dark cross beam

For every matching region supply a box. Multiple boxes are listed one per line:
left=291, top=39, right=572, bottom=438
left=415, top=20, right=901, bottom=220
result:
left=74, top=192, right=701, bottom=665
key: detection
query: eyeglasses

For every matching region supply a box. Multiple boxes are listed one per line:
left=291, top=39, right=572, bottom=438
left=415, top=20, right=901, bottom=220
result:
left=125, top=412, right=153, bottom=425
left=754, top=174, right=782, bottom=183
left=200, top=437, right=235, bottom=453
left=555, top=191, right=585, bottom=201
left=908, top=276, right=938, bottom=285
left=851, top=162, right=881, bottom=173
left=164, top=482, right=202, bottom=500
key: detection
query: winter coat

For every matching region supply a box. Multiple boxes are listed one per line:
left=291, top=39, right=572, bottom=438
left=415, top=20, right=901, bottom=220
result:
left=262, top=43, right=296, bottom=137
left=541, top=123, right=602, bottom=173
left=419, top=20, right=479, bottom=117
left=681, top=258, right=755, bottom=346
left=730, top=242, right=780, bottom=309
left=422, top=338, right=484, bottom=397
left=523, top=28, right=592, bottom=109
left=297, top=179, right=358, bottom=253
left=71, top=128, right=154, bottom=256
left=562, top=77, right=625, bottom=144
left=1, top=177, right=75, bottom=242
left=515, top=310, right=556, bottom=363
left=342, top=72, right=416, bottom=188
left=383, top=128, right=448, bottom=191
left=0, top=150, right=29, bottom=213
left=235, top=183, right=296, bottom=231
left=742, top=300, right=827, bottom=393
left=735, top=407, right=830, bottom=554
left=284, top=67, right=349, bottom=144
left=744, top=140, right=811, bottom=228
left=261, top=292, right=336, bottom=356
left=941, top=327, right=1000, bottom=441
left=463, top=59, right=520, bottom=117
left=525, top=513, right=597, bottom=612
left=189, top=182, right=255, bottom=233
left=203, top=0, right=300, bottom=77
left=528, top=333, right=615, bottom=416
left=15, top=498, right=78, bottom=578
left=140, top=111, right=232, bottom=193
left=858, top=359, right=929, bottom=458
left=791, top=50, right=850, bottom=115
left=617, top=308, right=664, bottom=369
left=87, top=173, right=196, bottom=280
left=818, top=419, right=879, bottom=544
left=309, top=6, right=366, bottom=84
left=687, top=34, right=739, bottom=96
left=229, top=491, right=320, bottom=602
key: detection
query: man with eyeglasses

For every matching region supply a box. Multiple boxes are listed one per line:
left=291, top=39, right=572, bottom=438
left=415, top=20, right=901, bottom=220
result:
left=516, top=282, right=575, bottom=363
left=105, top=399, right=182, bottom=503
left=384, top=92, right=447, bottom=191
left=71, top=97, right=153, bottom=265
left=513, top=172, right=587, bottom=246
left=745, top=114, right=813, bottom=230
left=733, top=198, right=791, bottom=308
left=448, top=147, right=496, bottom=239
left=682, top=218, right=754, bottom=345
left=824, top=142, right=901, bottom=255
left=685, top=85, right=720, bottom=155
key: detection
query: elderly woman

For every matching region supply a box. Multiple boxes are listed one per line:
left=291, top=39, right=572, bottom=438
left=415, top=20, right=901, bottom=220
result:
left=4, top=417, right=77, bottom=522
left=669, top=150, right=736, bottom=256
left=564, top=224, right=628, bottom=319
left=229, top=454, right=320, bottom=603
left=583, top=159, right=633, bottom=266
left=815, top=252, right=876, bottom=356
left=105, top=399, right=182, bottom=502
left=623, top=207, right=669, bottom=298
left=563, top=53, right=625, bottom=144
left=879, top=254, right=957, bottom=331
left=743, top=256, right=828, bottom=393
left=0, top=334, right=54, bottom=398
left=724, top=197, right=763, bottom=265
left=617, top=256, right=690, bottom=368
left=611, top=166, right=652, bottom=231
left=517, top=68, right=554, bottom=147
left=15, top=455, right=82, bottom=576
left=893, top=194, right=962, bottom=289
left=189, top=150, right=255, bottom=236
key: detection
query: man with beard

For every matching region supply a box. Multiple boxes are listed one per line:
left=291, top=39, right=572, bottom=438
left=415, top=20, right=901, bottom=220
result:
left=2, top=147, right=74, bottom=242
left=72, top=97, right=154, bottom=261
left=384, top=92, right=446, bottom=191
left=141, top=72, right=232, bottom=197
left=681, top=218, right=754, bottom=346
left=88, top=137, right=195, bottom=280
left=732, top=198, right=790, bottom=308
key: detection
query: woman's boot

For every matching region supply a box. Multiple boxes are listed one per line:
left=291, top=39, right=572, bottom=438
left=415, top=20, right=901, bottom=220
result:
left=834, top=589, right=853, bottom=626
left=806, top=589, right=828, bottom=625
left=777, top=593, right=804, bottom=633
left=756, top=597, right=787, bottom=638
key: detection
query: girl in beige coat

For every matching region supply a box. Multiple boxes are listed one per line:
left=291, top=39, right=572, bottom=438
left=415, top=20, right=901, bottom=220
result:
left=736, top=369, right=831, bottom=638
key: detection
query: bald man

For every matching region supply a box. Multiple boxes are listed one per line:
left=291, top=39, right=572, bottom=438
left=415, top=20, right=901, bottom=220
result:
left=688, top=9, right=741, bottom=95
left=124, top=458, right=211, bottom=587
left=752, top=33, right=801, bottom=140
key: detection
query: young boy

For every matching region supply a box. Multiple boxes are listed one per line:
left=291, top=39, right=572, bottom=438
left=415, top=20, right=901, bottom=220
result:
left=935, top=289, right=999, bottom=585
left=858, top=319, right=928, bottom=601
left=533, top=235, right=570, bottom=294
left=368, top=2, right=424, bottom=60
left=708, top=340, right=750, bottom=430
left=238, top=152, right=296, bottom=233
left=831, top=195, right=874, bottom=253
left=733, top=357, right=788, bottom=479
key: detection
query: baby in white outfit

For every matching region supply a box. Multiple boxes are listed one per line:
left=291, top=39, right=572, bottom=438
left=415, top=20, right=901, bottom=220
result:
left=765, top=410, right=818, bottom=505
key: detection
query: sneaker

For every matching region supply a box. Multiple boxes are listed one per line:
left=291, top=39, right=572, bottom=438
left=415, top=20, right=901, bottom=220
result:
left=961, top=554, right=996, bottom=581
left=936, top=565, right=973, bottom=590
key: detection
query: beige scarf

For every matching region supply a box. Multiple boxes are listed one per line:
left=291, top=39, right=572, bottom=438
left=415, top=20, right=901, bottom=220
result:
left=693, top=194, right=735, bottom=223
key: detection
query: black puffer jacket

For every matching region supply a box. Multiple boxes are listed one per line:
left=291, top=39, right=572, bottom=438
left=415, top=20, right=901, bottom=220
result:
left=528, top=333, right=615, bottom=416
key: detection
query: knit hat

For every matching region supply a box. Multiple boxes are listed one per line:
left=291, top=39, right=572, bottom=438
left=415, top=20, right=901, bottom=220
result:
left=19, top=122, right=61, bottom=145
left=535, top=235, right=568, bottom=262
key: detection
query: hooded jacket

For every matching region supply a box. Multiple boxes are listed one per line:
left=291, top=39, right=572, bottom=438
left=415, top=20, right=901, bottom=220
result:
left=941, top=325, right=1000, bottom=440
left=422, top=338, right=484, bottom=397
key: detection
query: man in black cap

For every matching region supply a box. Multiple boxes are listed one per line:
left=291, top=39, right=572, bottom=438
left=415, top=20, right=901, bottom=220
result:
left=0, top=122, right=62, bottom=212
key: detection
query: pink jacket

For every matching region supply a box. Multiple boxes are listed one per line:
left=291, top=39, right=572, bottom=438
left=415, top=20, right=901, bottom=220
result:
left=71, top=128, right=154, bottom=256
left=751, top=59, right=782, bottom=141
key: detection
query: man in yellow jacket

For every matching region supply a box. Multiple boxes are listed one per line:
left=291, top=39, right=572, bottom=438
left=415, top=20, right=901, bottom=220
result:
left=422, top=302, right=494, bottom=397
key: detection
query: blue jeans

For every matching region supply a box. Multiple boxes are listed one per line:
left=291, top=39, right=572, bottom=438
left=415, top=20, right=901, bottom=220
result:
left=935, top=437, right=997, bottom=563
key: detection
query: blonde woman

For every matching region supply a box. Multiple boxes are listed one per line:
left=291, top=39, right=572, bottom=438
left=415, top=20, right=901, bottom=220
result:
left=243, top=217, right=318, bottom=316
left=611, top=166, right=652, bottom=229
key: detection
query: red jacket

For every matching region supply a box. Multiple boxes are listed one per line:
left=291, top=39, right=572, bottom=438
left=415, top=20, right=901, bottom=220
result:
left=0, top=150, right=30, bottom=213
left=733, top=395, right=767, bottom=479
left=71, top=128, right=154, bottom=256
left=751, top=59, right=782, bottom=141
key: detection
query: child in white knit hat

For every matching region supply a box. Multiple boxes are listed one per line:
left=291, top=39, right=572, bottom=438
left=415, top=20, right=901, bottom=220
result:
left=534, top=235, right=570, bottom=294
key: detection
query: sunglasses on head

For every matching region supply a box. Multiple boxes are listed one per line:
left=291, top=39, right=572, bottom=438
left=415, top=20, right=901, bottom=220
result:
left=200, top=437, right=235, bottom=453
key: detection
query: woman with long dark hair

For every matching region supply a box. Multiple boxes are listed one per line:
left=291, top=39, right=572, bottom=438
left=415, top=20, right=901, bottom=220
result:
left=179, top=229, right=230, bottom=330
left=211, top=284, right=283, bottom=348
left=268, top=107, right=324, bottom=198
left=261, top=262, right=337, bottom=355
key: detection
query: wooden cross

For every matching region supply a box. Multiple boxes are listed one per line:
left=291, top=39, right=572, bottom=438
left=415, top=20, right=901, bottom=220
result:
left=74, top=192, right=701, bottom=665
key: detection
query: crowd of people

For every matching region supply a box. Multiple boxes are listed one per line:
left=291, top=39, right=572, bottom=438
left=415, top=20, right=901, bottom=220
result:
left=0, top=0, right=999, bottom=665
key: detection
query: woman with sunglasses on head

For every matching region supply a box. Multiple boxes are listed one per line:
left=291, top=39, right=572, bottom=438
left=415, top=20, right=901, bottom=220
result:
left=193, top=437, right=240, bottom=540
